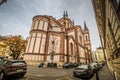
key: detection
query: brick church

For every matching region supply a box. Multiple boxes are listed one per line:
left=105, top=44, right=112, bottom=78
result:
left=23, top=12, right=92, bottom=66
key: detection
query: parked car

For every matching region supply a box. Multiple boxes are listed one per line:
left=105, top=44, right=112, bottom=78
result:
left=63, top=62, right=74, bottom=68
left=38, top=62, right=44, bottom=67
left=90, top=62, right=100, bottom=72
left=0, top=57, right=6, bottom=60
left=47, top=63, right=57, bottom=67
left=0, top=59, right=27, bottom=80
left=73, top=64, right=94, bottom=79
left=74, top=62, right=82, bottom=67
left=97, top=62, right=105, bottom=69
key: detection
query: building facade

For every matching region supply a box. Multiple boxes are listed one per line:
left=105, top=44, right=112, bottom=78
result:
left=92, top=0, right=120, bottom=80
left=23, top=12, right=92, bottom=66
left=92, top=51, right=97, bottom=62
left=96, top=47, right=105, bottom=63
left=0, top=41, right=9, bottom=57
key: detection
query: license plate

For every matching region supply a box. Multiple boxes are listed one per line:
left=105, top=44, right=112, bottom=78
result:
left=17, top=69, right=23, bottom=72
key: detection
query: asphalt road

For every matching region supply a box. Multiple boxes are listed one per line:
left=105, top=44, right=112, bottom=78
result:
left=7, top=66, right=94, bottom=80
left=6, top=64, right=114, bottom=80
left=22, top=66, right=83, bottom=80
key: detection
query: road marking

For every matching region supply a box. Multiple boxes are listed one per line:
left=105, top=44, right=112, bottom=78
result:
left=27, top=74, right=62, bottom=77
left=56, top=76, right=72, bottom=80
left=23, top=77, right=44, bottom=80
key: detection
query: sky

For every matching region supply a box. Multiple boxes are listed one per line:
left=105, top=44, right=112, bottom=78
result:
left=0, top=0, right=101, bottom=51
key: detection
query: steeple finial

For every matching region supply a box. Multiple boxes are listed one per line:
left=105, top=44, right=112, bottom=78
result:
left=63, top=10, right=68, bottom=18
left=66, top=11, right=68, bottom=17
left=63, top=11, right=66, bottom=18
left=84, top=20, right=88, bottom=30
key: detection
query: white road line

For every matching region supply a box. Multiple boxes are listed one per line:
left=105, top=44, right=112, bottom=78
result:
left=56, top=76, right=72, bottom=80
left=27, top=74, right=62, bottom=77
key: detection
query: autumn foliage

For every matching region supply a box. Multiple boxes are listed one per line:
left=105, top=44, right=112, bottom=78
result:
left=1, top=35, right=26, bottom=59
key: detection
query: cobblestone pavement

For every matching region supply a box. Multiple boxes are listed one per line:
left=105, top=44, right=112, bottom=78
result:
left=7, top=64, right=115, bottom=80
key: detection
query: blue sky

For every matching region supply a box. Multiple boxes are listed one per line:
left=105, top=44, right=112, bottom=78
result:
left=0, top=0, right=101, bottom=51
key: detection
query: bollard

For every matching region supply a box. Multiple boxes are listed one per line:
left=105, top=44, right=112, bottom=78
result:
left=95, top=70, right=99, bottom=80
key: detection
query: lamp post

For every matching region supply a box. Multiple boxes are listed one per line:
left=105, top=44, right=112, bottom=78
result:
left=50, top=40, right=55, bottom=63
left=50, top=51, right=55, bottom=63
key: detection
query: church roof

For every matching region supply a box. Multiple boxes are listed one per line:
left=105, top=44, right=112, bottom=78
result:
left=84, top=20, right=88, bottom=31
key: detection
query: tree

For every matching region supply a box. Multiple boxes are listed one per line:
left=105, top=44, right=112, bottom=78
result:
left=2, top=35, right=26, bottom=59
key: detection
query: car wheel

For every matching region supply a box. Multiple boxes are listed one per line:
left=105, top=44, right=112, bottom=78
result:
left=89, top=73, right=94, bottom=79
left=19, top=73, right=25, bottom=78
left=0, top=72, right=4, bottom=80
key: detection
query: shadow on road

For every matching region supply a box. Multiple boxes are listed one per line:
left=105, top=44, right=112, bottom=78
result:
left=3, top=75, right=25, bottom=80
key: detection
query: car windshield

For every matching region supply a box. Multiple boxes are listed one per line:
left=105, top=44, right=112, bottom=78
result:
left=0, top=60, right=3, bottom=64
left=77, top=65, right=88, bottom=69
left=91, top=63, right=97, bottom=65
left=0, top=60, right=7, bottom=65
left=64, top=62, right=69, bottom=64
left=12, top=61, right=26, bottom=66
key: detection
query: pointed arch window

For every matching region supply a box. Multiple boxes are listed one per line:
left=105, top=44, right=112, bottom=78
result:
left=86, top=36, right=87, bottom=40
left=70, top=43, right=74, bottom=61
left=79, top=36, right=82, bottom=44
left=64, top=22, right=66, bottom=26
left=70, top=43, right=73, bottom=55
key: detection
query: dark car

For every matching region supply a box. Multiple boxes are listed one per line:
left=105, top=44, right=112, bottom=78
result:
left=0, top=59, right=27, bottom=80
left=38, top=62, right=44, bottom=67
left=63, top=62, right=75, bottom=69
left=73, top=64, right=94, bottom=79
left=74, top=63, right=82, bottom=67
left=90, top=62, right=100, bottom=72
left=98, top=62, right=105, bottom=69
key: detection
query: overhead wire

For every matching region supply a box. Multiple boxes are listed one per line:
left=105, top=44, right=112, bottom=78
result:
left=42, top=0, right=48, bottom=15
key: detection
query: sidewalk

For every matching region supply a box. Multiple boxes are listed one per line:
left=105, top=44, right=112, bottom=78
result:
left=94, top=64, right=115, bottom=80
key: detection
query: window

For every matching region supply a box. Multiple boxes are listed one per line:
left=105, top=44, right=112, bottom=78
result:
left=38, top=21, right=44, bottom=30
left=70, top=43, right=73, bottom=55
left=64, top=22, right=66, bottom=26
left=86, top=36, right=87, bottom=40
left=79, top=36, right=82, bottom=44
left=44, top=22, right=48, bottom=31
left=34, top=20, right=39, bottom=29
left=97, top=2, right=99, bottom=9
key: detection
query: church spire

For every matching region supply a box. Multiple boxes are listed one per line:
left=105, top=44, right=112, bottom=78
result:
left=63, top=11, right=66, bottom=18
left=84, top=20, right=88, bottom=31
left=63, top=10, right=68, bottom=18
left=66, top=11, right=68, bottom=17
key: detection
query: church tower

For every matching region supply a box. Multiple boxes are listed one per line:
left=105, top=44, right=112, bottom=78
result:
left=24, top=14, right=92, bottom=66
left=83, top=21, right=92, bottom=63
left=59, top=11, right=74, bottom=29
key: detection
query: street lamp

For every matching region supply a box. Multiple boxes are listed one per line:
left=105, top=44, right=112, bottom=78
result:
left=50, top=40, right=55, bottom=63
left=50, top=51, right=55, bottom=63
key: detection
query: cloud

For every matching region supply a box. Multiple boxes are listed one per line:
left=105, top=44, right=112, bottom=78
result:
left=0, top=0, right=101, bottom=50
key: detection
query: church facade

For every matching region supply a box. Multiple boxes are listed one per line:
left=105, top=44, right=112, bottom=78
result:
left=23, top=12, right=92, bottom=66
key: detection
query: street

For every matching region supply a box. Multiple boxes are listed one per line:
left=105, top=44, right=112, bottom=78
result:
left=6, top=64, right=115, bottom=80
